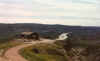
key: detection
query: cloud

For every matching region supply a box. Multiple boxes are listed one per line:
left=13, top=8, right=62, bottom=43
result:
left=0, top=18, right=99, bottom=26
left=0, top=0, right=99, bottom=26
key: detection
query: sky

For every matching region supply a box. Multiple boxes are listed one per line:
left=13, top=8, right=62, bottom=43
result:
left=0, top=0, right=99, bottom=26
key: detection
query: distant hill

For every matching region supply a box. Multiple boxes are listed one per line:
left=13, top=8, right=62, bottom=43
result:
left=0, top=23, right=100, bottom=41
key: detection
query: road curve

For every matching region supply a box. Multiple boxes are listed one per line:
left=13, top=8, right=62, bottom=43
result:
left=1, top=39, right=56, bottom=61
left=4, top=44, right=30, bottom=61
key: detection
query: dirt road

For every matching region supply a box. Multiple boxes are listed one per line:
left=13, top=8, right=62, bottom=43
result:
left=0, top=39, right=56, bottom=61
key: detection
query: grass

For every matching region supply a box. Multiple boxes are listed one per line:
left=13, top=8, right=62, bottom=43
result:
left=0, top=34, right=22, bottom=56
left=20, top=44, right=68, bottom=61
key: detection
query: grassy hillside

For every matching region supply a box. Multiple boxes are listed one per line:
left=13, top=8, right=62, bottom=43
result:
left=20, top=44, right=68, bottom=61
left=20, top=40, right=100, bottom=61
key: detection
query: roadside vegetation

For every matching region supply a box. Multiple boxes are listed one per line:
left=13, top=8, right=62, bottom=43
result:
left=0, top=34, right=22, bottom=56
left=20, top=43, right=68, bottom=61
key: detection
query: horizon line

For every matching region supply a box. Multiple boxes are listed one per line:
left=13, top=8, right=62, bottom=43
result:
left=0, top=23, right=100, bottom=27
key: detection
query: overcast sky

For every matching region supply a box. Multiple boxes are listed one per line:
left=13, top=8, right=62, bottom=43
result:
left=0, top=0, right=99, bottom=26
